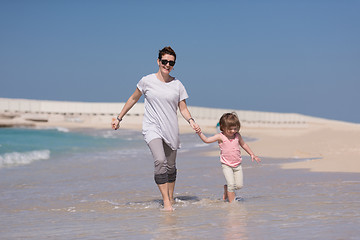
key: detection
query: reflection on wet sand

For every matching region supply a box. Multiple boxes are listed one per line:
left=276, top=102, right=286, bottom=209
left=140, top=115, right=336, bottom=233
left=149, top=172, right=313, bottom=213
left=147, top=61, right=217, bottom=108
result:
left=223, top=203, right=248, bottom=240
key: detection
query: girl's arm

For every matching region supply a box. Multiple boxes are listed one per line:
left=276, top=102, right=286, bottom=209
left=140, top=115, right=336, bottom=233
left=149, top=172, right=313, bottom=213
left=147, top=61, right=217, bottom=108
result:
left=178, top=99, right=200, bottom=133
left=198, top=132, right=222, bottom=144
left=112, top=88, right=142, bottom=130
left=238, top=133, right=261, bottom=163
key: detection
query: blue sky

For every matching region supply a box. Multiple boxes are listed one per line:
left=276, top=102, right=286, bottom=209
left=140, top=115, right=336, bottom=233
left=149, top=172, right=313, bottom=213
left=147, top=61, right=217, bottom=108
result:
left=1, top=0, right=359, bottom=123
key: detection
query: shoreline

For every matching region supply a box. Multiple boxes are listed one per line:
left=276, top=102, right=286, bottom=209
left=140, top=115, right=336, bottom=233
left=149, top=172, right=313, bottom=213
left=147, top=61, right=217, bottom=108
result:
left=3, top=119, right=360, bottom=174
left=1, top=97, right=360, bottom=173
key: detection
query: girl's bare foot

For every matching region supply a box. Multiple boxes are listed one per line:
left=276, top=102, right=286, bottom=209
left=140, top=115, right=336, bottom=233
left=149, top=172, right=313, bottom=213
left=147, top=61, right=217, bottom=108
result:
left=227, top=191, right=236, bottom=203
left=223, top=185, right=228, bottom=201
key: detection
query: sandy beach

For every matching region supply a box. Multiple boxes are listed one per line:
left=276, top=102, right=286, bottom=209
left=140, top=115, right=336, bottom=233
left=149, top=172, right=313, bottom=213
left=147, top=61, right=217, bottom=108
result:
left=194, top=120, right=360, bottom=173
left=243, top=121, right=360, bottom=173
left=1, top=98, right=360, bottom=174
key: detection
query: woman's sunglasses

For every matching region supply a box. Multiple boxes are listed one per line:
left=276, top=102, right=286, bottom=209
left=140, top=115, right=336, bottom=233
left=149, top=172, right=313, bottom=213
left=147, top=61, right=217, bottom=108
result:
left=160, top=59, right=176, bottom=66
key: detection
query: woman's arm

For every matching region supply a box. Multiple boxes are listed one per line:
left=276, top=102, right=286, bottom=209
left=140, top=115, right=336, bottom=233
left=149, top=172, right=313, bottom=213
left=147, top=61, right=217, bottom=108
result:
left=112, top=88, right=142, bottom=130
left=238, top=134, right=261, bottom=163
left=178, top=99, right=200, bottom=132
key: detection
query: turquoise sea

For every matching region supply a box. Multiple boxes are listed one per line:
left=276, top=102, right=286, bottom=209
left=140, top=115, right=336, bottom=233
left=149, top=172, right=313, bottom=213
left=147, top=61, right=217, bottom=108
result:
left=0, top=127, right=144, bottom=168
left=0, top=127, right=359, bottom=239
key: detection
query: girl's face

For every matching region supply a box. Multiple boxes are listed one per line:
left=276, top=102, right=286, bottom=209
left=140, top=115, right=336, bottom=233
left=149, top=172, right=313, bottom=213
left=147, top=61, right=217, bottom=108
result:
left=158, top=54, right=175, bottom=75
left=223, top=126, right=239, bottom=138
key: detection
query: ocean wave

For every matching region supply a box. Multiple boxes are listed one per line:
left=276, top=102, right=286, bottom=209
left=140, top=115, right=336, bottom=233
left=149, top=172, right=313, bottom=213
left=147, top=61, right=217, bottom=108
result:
left=55, top=127, right=69, bottom=133
left=35, top=126, right=70, bottom=133
left=0, top=150, right=51, bottom=168
left=98, top=130, right=118, bottom=139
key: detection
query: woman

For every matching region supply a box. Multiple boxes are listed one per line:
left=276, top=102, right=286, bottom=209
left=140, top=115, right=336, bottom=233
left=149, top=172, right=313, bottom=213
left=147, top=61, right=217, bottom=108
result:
left=112, top=46, right=200, bottom=211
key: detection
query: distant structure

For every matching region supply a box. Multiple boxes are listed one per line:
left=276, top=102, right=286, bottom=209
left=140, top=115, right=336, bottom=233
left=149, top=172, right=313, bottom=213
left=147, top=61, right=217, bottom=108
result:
left=0, top=98, right=323, bottom=128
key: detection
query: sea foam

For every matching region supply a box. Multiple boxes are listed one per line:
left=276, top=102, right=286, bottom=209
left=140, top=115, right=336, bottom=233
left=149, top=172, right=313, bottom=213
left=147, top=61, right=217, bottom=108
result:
left=0, top=150, right=50, bottom=168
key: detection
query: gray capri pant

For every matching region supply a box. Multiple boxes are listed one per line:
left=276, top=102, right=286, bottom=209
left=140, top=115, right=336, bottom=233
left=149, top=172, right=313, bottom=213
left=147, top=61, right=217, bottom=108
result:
left=147, top=138, right=177, bottom=185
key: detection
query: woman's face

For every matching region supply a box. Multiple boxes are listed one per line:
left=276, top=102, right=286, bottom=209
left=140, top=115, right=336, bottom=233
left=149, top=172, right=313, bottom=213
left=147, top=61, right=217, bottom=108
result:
left=158, top=54, right=175, bottom=75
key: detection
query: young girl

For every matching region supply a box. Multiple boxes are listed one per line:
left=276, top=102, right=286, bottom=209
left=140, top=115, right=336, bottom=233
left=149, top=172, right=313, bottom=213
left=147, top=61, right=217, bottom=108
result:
left=197, top=113, right=261, bottom=203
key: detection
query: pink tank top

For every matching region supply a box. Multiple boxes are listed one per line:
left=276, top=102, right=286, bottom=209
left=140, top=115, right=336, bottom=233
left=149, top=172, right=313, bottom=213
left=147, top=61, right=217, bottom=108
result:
left=218, top=132, right=242, bottom=167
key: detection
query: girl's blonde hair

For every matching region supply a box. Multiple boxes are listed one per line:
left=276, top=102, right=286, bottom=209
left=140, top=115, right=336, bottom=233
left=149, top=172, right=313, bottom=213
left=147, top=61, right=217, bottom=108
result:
left=219, top=112, right=241, bottom=132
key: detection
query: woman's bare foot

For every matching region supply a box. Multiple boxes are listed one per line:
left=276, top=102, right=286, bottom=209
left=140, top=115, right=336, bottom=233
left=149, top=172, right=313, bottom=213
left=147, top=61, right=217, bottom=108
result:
left=162, top=206, right=174, bottom=212
left=157, top=183, right=174, bottom=211
left=162, top=200, right=174, bottom=212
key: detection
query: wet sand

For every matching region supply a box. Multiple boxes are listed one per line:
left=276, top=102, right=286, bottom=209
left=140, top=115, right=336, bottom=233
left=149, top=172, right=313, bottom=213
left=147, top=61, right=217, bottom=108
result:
left=1, top=131, right=359, bottom=240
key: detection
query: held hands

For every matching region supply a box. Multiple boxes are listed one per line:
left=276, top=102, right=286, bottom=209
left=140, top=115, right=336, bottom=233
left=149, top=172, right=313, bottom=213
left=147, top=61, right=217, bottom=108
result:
left=189, top=120, right=201, bottom=133
left=111, top=118, right=120, bottom=130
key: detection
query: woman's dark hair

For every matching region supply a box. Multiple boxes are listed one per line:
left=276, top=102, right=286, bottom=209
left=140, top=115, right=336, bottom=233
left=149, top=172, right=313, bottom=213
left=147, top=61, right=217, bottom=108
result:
left=219, top=112, right=241, bottom=132
left=158, top=46, right=176, bottom=61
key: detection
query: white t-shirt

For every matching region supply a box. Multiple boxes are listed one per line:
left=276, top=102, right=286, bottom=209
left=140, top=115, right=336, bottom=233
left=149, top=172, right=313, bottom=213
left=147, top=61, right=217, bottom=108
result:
left=137, top=73, right=189, bottom=150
